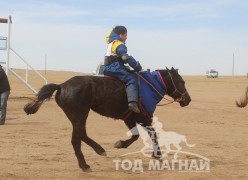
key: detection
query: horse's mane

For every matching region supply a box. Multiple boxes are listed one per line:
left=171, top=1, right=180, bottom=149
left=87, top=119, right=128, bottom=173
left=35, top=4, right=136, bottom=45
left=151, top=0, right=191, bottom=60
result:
left=156, top=67, right=180, bottom=77
left=236, top=86, right=248, bottom=108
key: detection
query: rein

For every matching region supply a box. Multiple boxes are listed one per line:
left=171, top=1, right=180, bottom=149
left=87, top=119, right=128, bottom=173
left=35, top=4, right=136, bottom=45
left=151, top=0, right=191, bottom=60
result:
left=135, top=71, right=186, bottom=106
left=166, top=71, right=187, bottom=101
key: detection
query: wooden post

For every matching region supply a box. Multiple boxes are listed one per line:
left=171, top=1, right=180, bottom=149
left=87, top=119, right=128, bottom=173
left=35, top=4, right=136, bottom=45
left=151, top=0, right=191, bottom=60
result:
left=232, top=53, right=234, bottom=77
left=45, top=54, right=47, bottom=74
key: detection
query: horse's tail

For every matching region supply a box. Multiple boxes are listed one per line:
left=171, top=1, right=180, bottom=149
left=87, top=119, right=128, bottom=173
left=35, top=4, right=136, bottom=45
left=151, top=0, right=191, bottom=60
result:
left=236, top=87, right=248, bottom=108
left=182, top=136, right=195, bottom=148
left=24, top=83, right=60, bottom=115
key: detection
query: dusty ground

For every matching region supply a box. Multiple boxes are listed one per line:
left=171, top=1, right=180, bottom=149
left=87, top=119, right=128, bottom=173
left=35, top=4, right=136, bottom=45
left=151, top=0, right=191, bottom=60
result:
left=0, top=70, right=248, bottom=179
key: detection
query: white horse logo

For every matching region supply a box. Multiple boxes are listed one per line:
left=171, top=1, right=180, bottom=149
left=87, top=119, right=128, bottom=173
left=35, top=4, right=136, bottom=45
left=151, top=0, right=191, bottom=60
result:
left=126, top=117, right=197, bottom=160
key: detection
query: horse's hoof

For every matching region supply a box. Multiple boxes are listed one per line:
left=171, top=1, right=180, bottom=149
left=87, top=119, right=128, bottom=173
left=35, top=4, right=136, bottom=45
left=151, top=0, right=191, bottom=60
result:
left=80, top=164, right=91, bottom=172
left=100, top=152, right=107, bottom=156
left=152, top=153, right=163, bottom=160
left=82, top=167, right=92, bottom=172
left=114, top=140, right=123, bottom=148
left=153, top=156, right=163, bottom=161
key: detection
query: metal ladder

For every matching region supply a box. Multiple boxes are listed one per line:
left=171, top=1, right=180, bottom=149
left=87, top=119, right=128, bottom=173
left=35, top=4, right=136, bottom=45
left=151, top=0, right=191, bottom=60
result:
left=8, top=47, right=47, bottom=94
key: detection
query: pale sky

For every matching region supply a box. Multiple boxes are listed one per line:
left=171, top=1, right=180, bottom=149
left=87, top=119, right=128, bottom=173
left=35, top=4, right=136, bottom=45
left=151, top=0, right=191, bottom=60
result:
left=0, top=0, right=248, bottom=75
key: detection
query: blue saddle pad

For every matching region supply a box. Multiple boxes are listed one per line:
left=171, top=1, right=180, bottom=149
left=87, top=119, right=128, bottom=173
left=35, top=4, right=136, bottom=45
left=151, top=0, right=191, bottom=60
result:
left=137, top=70, right=167, bottom=117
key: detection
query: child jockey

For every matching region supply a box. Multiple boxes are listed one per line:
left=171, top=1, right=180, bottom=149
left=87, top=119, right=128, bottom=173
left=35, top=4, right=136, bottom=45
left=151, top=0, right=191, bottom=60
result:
left=103, top=25, right=142, bottom=113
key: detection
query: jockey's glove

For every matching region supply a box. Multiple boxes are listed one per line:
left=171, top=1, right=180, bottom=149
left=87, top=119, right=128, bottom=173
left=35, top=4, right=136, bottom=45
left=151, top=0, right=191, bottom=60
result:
left=134, top=62, right=142, bottom=72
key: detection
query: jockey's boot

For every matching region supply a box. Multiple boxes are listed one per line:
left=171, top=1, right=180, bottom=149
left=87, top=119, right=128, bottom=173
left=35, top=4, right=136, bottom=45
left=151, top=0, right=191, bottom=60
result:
left=128, top=102, right=140, bottom=113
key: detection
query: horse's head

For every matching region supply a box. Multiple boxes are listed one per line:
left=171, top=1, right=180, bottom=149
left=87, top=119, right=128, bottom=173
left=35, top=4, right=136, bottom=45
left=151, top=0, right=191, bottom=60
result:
left=159, top=67, right=191, bottom=107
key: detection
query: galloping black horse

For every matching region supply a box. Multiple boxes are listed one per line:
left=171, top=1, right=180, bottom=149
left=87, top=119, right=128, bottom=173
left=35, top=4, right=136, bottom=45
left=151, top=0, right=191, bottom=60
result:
left=24, top=67, right=191, bottom=171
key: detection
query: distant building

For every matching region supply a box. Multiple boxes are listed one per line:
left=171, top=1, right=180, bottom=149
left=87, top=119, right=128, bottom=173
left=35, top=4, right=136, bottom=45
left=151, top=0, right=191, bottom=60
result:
left=206, top=69, right=218, bottom=78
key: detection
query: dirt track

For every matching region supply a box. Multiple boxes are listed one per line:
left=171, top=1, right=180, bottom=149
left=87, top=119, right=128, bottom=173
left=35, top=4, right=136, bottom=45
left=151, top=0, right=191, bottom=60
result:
left=0, top=70, right=248, bottom=179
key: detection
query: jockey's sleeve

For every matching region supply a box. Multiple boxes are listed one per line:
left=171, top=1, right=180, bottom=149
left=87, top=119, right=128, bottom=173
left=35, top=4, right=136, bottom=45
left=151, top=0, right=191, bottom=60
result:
left=116, top=44, right=127, bottom=56
left=116, top=44, right=142, bottom=72
left=127, top=56, right=142, bottom=72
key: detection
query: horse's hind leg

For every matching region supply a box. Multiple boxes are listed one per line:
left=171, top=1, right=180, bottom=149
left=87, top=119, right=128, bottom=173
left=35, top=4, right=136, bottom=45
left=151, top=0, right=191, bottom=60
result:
left=81, top=124, right=106, bottom=156
left=67, top=107, right=106, bottom=171
left=66, top=109, right=91, bottom=171
left=71, top=123, right=90, bottom=171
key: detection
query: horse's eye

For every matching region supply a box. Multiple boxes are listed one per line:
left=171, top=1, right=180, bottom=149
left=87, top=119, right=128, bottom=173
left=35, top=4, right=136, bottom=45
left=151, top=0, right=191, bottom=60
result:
left=178, top=79, right=185, bottom=85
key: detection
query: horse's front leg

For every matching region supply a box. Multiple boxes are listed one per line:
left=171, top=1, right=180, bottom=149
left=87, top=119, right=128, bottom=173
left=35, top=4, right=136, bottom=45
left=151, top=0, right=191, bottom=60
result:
left=140, top=122, right=162, bottom=158
left=114, top=117, right=139, bottom=148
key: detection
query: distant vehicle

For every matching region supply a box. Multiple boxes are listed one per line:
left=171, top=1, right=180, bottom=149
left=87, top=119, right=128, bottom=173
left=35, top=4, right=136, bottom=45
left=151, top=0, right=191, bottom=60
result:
left=206, top=69, right=218, bottom=78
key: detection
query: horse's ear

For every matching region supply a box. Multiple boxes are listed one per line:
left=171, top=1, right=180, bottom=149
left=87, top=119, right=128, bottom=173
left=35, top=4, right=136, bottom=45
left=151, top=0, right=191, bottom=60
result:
left=171, top=67, right=179, bottom=73
left=165, top=66, right=169, bottom=70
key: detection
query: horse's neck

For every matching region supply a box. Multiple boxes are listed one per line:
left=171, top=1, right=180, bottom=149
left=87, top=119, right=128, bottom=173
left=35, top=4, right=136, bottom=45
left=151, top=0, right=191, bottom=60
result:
left=159, top=70, right=171, bottom=90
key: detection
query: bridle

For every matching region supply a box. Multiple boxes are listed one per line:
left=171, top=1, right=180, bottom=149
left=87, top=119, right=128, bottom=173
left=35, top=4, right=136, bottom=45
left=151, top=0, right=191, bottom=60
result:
left=166, top=71, right=187, bottom=103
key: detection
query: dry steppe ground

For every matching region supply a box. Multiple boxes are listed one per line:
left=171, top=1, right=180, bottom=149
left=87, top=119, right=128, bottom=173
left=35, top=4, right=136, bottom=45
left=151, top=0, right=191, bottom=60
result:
left=0, top=69, right=247, bottom=179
